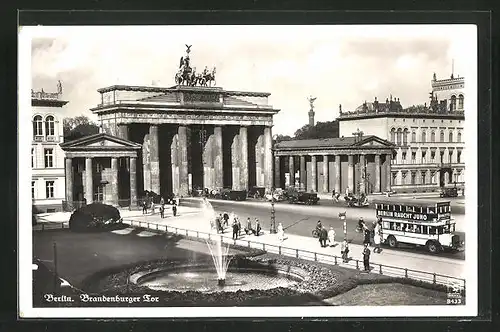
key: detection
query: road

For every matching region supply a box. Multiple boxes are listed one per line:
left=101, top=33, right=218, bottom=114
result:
left=195, top=199, right=466, bottom=261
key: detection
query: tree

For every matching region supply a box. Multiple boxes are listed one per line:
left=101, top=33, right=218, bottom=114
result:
left=63, top=116, right=96, bottom=137
left=274, top=134, right=293, bottom=144
left=63, top=115, right=100, bottom=142
left=293, top=121, right=339, bottom=140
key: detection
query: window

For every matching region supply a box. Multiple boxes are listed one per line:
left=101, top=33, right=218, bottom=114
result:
left=411, top=172, right=416, bottom=185
left=421, top=150, right=427, bottom=163
left=403, top=129, right=408, bottom=146
left=411, top=131, right=416, bottom=143
left=392, top=172, right=397, bottom=185
left=45, top=115, right=55, bottom=136
left=457, top=132, right=462, bottom=142
left=449, top=131, right=453, bottom=142
left=458, top=95, right=464, bottom=109
left=402, top=171, right=407, bottom=184
left=440, top=151, right=444, bottom=163
left=396, top=129, right=402, bottom=146
left=94, top=161, right=104, bottom=173
left=421, top=171, right=427, bottom=184
left=95, top=185, right=104, bottom=202
left=450, top=95, right=456, bottom=111
left=33, top=115, right=43, bottom=137
left=390, top=128, right=395, bottom=143
left=402, top=151, right=407, bottom=161
left=31, top=181, right=35, bottom=199
left=421, top=130, right=426, bottom=143
left=44, top=149, right=54, bottom=168
left=449, top=150, right=454, bottom=163
left=457, top=150, right=462, bottom=163
left=431, top=131, right=436, bottom=142
left=440, top=130, right=444, bottom=142
left=431, top=151, right=436, bottom=163
left=31, top=148, right=34, bottom=168
left=45, top=181, right=54, bottom=198
left=411, top=151, right=416, bottom=163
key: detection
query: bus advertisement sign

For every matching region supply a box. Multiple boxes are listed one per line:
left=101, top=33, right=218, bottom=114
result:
left=376, top=210, right=436, bottom=222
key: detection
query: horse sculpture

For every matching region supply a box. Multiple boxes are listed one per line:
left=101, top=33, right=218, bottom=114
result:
left=174, top=64, right=216, bottom=87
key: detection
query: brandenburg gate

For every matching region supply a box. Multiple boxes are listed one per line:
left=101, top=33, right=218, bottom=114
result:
left=85, top=47, right=279, bottom=201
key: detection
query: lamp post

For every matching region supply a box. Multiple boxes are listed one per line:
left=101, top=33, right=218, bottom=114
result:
left=339, top=212, right=347, bottom=240
left=270, top=187, right=277, bottom=234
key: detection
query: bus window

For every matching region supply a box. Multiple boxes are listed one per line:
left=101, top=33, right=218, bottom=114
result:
left=422, top=226, right=428, bottom=234
left=429, top=207, right=435, bottom=214
left=414, top=225, right=421, bottom=233
left=402, top=224, right=407, bottom=232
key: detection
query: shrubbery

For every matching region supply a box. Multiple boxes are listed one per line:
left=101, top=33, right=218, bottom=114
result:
left=69, top=203, right=121, bottom=232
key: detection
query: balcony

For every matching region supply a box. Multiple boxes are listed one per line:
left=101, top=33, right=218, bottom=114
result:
left=46, top=136, right=57, bottom=142
left=33, top=136, right=44, bottom=142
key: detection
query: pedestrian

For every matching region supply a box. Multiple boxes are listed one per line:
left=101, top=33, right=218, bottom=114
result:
left=373, top=221, right=382, bottom=253
left=328, top=226, right=336, bottom=247
left=215, top=215, right=222, bottom=233
left=357, top=217, right=365, bottom=233
left=160, top=205, right=165, bottom=218
left=223, top=212, right=229, bottom=227
left=254, top=219, right=261, bottom=236
left=363, top=225, right=371, bottom=246
left=315, top=220, right=322, bottom=237
left=321, top=226, right=329, bottom=247
left=341, top=239, right=349, bottom=262
left=172, top=202, right=177, bottom=217
left=232, top=219, right=239, bottom=240
left=245, top=217, right=252, bottom=235
left=363, top=243, right=371, bottom=272
left=237, top=217, right=242, bottom=236
left=277, top=222, right=285, bottom=242
left=142, top=200, right=147, bottom=214
left=160, top=197, right=165, bottom=206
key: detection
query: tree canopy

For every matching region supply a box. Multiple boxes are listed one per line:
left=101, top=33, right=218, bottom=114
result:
left=63, top=116, right=100, bottom=142
left=293, top=121, right=339, bottom=140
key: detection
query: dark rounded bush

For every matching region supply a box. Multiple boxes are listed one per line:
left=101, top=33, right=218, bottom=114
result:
left=69, top=203, right=121, bottom=232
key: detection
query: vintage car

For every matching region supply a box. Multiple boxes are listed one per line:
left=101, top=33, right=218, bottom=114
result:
left=287, top=191, right=320, bottom=205
left=440, top=187, right=459, bottom=198
left=248, top=186, right=266, bottom=199
left=221, top=189, right=248, bottom=201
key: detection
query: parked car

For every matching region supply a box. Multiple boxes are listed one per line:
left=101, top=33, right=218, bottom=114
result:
left=440, top=187, right=458, bottom=198
left=248, top=186, right=266, bottom=199
left=221, top=189, right=248, bottom=201
left=287, top=191, right=320, bottom=205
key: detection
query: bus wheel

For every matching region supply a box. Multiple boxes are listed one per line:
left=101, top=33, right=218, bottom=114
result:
left=426, top=241, right=441, bottom=254
left=387, top=235, right=397, bottom=248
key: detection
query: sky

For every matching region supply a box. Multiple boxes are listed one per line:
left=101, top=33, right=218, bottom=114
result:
left=27, top=25, right=476, bottom=136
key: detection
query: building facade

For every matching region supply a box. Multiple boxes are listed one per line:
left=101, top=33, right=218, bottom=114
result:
left=338, top=74, right=465, bottom=193
left=274, top=135, right=395, bottom=195
left=31, top=84, right=68, bottom=212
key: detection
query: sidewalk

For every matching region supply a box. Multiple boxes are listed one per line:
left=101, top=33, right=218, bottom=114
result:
left=123, top=210, right=465, bottom=282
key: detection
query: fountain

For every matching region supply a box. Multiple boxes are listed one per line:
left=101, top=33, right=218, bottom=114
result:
left=202, top=197, right=232, bottom=287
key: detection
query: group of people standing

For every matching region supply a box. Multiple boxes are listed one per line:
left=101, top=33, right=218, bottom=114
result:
left=142, top=196, right=178, bottom=218
left=315, top=221, right=337, bottom=248
left=211, top=213, right=263, bottom=240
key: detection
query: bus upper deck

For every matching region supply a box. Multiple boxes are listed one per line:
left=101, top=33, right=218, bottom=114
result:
left=374, top=200, right=452, bottom=223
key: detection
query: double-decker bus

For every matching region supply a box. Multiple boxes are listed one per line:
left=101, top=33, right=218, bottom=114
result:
left=374, top=200, right=464, bottom=254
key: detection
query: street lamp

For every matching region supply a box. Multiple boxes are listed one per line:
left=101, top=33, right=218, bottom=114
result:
left=339, top=211, right=347, bottom=240
left=270, top=187, right=277, bottom=234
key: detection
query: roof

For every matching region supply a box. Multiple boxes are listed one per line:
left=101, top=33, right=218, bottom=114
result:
left=60, top=133, right=142, bottom=150
left=139, top=93, right=180, bottom=103
left=223, top=96, right=258, bottom=107
left=372, top=199, right=451, bottom=208
left=275, top=135, right=394, bottom=150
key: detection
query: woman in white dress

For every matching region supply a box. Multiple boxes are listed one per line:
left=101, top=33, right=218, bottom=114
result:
left=328, top=226, right=336, bottom=247
left=277, top=222, right=285, bottom=242
left=373, top=222, right=382, bottom=253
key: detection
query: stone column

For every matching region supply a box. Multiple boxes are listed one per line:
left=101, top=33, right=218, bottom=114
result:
left=274, top=156, right=281, bottom=189
left=85, top=157, right=93, bottom=204
left=347, top=155, right=354, bottom=194
left=311, top=155, right=317, bottom=192
left=231, top=132, right=240, bottom=190
left=386, top=154, right=392, bottom=192
left=289, top=156, right=295, bottom=188
left=178, top=125, right=189, bottom=196
left=322, top=155, right=329, bottom=193
left=214, top=126, right=223, bottom=188
left=359, top=154, right=366, bottom=194
left=110, top=157, right=119, bottom=205
left=334, top=154, right=341, bottom=194
left=65, top=158, right=73, bottom=203
left=129, top=157, right=137, bottom=207
left=299, top=155, right=306, bottom=191
left=264, top=126, right=273, bottom=191
left=239, top=126, right=248, bottom=191
left=117, top=124, right=129, bottom=140
left=149, top=125, right=160, bottom=194
left=143, top=134, right=151, bottom=192
left=374, top=154, right=381, bottom=192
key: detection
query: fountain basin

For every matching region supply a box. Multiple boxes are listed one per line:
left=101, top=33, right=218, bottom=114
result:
left=130, top=264, right=306, bottom=293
